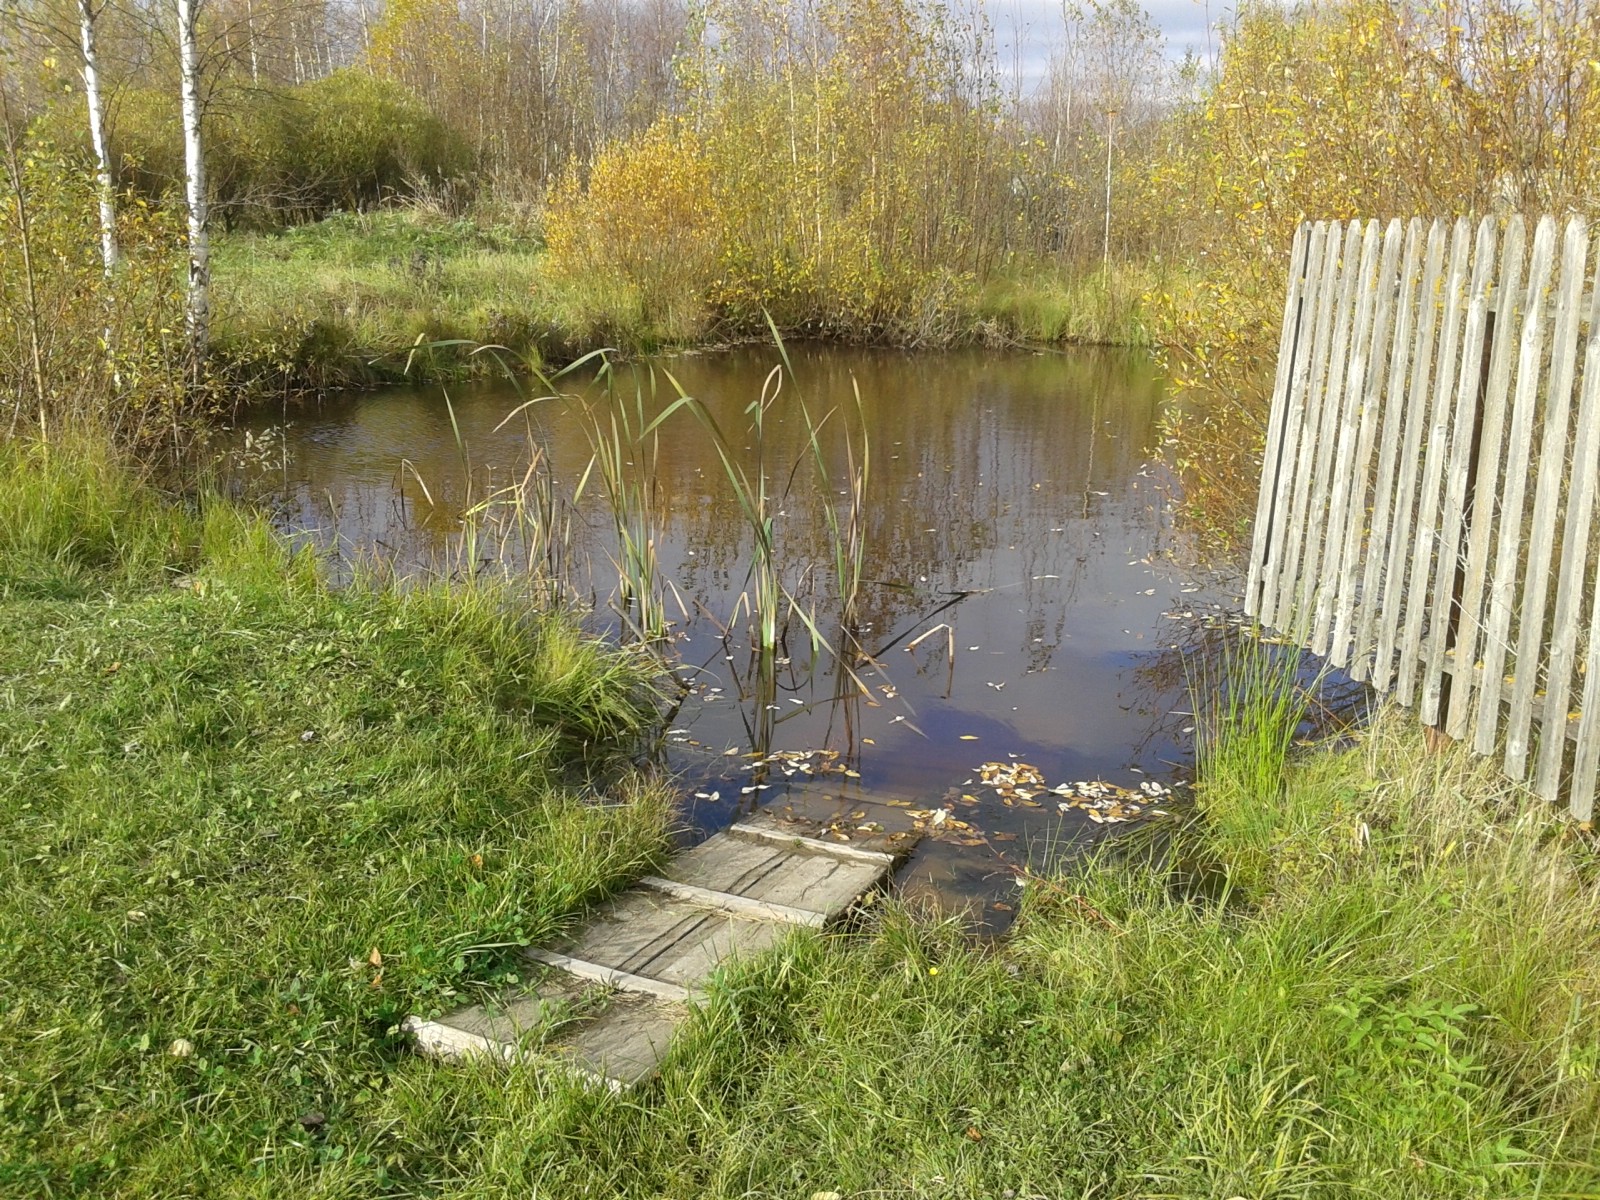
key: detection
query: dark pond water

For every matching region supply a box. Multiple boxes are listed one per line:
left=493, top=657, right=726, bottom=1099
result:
left=234, top=344, right=1239, bottom=925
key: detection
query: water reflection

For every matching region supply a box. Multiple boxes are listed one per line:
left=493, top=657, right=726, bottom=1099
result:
left=236, top=344, right=1235, bottom=921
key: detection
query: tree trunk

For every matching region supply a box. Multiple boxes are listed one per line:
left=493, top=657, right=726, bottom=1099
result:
left=177, top=0, right=209, bottom=369
left=77, top=0, right=117, bottom=278
left=0, top=87, right=47, bottom=426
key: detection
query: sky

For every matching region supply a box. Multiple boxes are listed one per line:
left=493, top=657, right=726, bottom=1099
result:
left=986, top=0, right=1223, bottom=86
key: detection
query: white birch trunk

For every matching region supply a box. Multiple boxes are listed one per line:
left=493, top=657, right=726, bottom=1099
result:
left=245, top=0, right=259, bottom=84
left=77, top=0, right=116, bottom=277
left=177, top=0, right=209, bottom=365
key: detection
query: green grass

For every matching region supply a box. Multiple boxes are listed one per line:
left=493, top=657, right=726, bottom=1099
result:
left=211, top=210, right=557, bottom=391
left=0, top=441, right=673, bottom=1196
left=974, top=261, right=1161, bottom=347
left=208, top=211, right=1183, bottom=399
left=8, top=441, right=1599, bottom=1198
left=346, top=715, right=1599, bottom=1199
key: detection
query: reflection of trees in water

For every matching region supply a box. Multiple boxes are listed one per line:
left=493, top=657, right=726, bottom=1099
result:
left=242, top=345, right=1172, bottom=663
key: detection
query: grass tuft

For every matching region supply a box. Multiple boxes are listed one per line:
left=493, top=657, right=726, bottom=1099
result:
left=0, top=443, right=673, bottom=1195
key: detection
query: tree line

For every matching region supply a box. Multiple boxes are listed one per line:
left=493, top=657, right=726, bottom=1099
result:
left=4, top=0, right=1600, bottom=450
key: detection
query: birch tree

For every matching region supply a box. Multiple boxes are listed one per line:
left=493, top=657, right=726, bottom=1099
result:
left=76, top=0, right=116, bottom=276
left=175, top=0, right=207, bottom=364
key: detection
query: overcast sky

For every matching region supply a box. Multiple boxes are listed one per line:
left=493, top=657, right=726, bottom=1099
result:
left=986, top=0, right=1223, bottom=86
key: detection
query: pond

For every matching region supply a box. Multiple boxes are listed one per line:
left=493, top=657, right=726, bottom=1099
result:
left=235, top=344, right=1238, bottom=926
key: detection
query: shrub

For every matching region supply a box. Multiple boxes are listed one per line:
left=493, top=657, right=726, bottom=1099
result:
left=542, top=122, right=723, bottom=341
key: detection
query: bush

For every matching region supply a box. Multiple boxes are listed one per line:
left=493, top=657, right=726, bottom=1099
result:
left=542, top=123, right=723, bottom=342
left=49, top=71, right=468, bottom=228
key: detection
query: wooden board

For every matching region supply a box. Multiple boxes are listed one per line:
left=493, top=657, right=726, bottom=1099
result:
left=544, top=889, right=793, bottom=988
left=548, top=992, right=689, bottom=1091
left=408, top=812, right=918, bottom=1089
left=654, top=835, right=886, bottom=918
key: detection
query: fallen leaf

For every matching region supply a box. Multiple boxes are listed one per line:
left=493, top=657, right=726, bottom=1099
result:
left=367, top=947, right=383, bottom=968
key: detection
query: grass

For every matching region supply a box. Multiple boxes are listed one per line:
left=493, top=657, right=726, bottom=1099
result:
left=211, top=210, right=555, bottom=392
left=11, top=443, right=1599, bottom=1198
left=974, top=261, right=1162, bottom=348
left=207, top=210, right=1188, bottom=400
left=358, top=713, right=1600, bottom=1199
left=0, top=440, right=674, bottom=1196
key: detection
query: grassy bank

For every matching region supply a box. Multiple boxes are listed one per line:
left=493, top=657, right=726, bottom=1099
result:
left=0, top=442, right=673, bottom=1195
left=210, top=210, right=1167, bottom=396
left=352, top=716, right=1599, bottom=1199
left=11, top=447, right=1594, bottom=1197
left=211, top=212, right=551, bottom=393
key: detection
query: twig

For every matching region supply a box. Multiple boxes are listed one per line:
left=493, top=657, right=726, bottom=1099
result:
left=906, top=622, right=952, bottom=652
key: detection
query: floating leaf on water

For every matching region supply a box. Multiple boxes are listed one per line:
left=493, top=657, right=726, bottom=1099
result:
left=959, top=735, right=979, bottom=741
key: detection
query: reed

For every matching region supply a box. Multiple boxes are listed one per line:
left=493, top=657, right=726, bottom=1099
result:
left=786, top=333, right=871, bottom=635
left=576, top=360, right=669, bottom=643
left=651, top=362, right=783, bottom=659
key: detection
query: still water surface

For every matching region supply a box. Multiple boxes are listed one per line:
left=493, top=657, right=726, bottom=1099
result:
left=238, top=345, right=1235, bottom=920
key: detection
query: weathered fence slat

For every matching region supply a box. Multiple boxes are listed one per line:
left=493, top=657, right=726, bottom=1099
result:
left=1504, top=220, right=1588, bottom=781
left=1397, top=218, right=1474, bottom=707
left=1314, top=220, right=1385, bottom=660
left=1420, top=218, right=1499, bottom=728
left=1444, top=216, right=1527, bottom=740
left=1257, top=224, right=1331, bottom=629
left=1533, top=236, right=1600, bottom=801
left=1330, top=220, right=1407, bottom=670
left=1474, top=216, right=1558, bottom=757
left=1254, top=224, right=1331, bottom=630
left=1269, top=224, right=1345, bottom=632
left=1350, top=219, right=1427, bottom=681
left=1372, top=220, right=1448, bottom=692
left=1295, top=222, right=1369, bottom=638
left=1246, top=222, right=1312, bottom=619
left=1571, top=525, right=1600, bottom=821
left=1248, top=213, right=1600, bottom=822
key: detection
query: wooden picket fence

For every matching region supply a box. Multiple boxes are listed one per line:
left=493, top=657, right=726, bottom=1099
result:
left=1245, top=215, right=1600, bottom=821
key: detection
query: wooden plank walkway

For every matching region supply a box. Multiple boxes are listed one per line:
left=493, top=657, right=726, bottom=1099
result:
left=405, top=812, right=918, bottom=1090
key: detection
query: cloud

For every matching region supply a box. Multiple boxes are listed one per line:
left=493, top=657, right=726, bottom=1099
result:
left=985, top=0, right=1223, bottom=85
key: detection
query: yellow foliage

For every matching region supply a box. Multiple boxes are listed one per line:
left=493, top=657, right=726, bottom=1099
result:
left=541, top=0, right=1013, bottom=342
left=542, top=124, right=723, bottom=340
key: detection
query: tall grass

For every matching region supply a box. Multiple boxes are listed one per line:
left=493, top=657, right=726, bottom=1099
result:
left=575, top=360, right=671, bottom=643
left=0, top=439, right=678, bottom=1195
left=796, top=360, right=871, bottom=636
left=1185, top=625, right=1328, bottom=890
left=0, top=437, right=199, bottom=597
left=653, top=361, right=784, bottom=659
